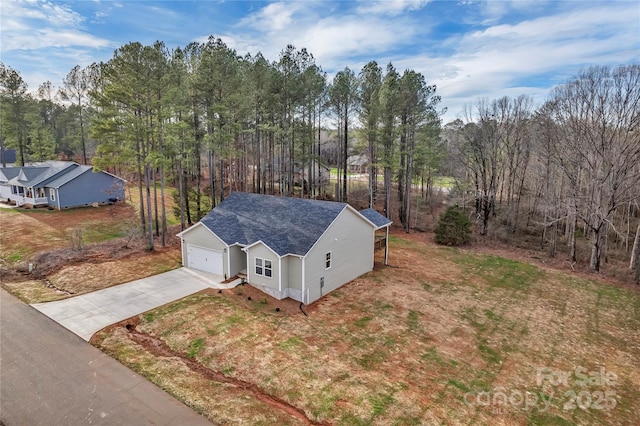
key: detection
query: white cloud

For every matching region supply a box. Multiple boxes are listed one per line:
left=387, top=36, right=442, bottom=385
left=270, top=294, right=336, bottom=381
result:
left=225, top=2, right=426, bottom=71
left=239, top=1, right=307, bottom=33
left=1, top=0, right=111, bottom=51
left=385, top=2, right=640, bottom=123
left=356, top=0, right=431, bottom=16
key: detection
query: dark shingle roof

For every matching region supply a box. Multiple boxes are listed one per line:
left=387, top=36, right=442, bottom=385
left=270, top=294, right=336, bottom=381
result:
left=6, top=161, right=77, bottom=187
left=0, top=167, right=21, bottom=183
left=200, top=192, right=349, bottom=256
left=46, top=165, right=92, bottom=188
left=359, top=208, right=392, bottom=229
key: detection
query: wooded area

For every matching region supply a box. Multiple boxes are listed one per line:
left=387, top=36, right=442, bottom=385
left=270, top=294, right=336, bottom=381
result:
left=1, top=39, right=638, bottom=281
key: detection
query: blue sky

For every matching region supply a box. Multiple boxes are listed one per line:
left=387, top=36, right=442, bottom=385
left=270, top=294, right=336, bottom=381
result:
left=1, top=0, right=638, bottom=123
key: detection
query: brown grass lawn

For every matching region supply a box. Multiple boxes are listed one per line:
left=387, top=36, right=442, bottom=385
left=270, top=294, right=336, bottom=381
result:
left=0, top=203, right=181, bottom=303
left=93, top=233, right=640, bottom=426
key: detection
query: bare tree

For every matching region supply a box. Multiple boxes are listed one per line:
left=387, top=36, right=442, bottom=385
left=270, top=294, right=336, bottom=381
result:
left=547, top=65, right=640, bottom=271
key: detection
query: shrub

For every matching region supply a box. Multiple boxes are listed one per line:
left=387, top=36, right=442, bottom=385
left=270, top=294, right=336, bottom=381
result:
left=434, top=206, right=471, bottom=246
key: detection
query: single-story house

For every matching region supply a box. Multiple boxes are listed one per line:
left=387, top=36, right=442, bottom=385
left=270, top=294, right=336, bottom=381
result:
left=266, top=158, right=331, bottom=188
left=347, top=154, right=369, bottom=174
left=177, top=192, right=392, bottom=304
left=0, top=161, right=125, bottom=209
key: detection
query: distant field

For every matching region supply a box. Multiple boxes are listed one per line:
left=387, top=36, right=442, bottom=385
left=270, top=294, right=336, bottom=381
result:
left=93, top=231, right=640, bottom=425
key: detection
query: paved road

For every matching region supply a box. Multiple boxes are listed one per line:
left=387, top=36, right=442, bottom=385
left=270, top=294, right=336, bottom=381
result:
left=0, top=289, right=213, bottom=426
left=31, top=268, right=237, bottom=341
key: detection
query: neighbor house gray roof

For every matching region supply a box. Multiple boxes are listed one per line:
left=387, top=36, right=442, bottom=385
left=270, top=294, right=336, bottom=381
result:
left=199, top=192, right=352, bottom=257
left=6, top=161, right=76, bottom=187
left=359, top=208, right=392, bottom=229
left=0, top=167, right=21, bottom=183
left=46, top=165, right=92, bottom=188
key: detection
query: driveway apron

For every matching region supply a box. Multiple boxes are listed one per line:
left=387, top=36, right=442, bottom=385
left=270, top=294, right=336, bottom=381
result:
left=31, top=267, right=230, bottom=341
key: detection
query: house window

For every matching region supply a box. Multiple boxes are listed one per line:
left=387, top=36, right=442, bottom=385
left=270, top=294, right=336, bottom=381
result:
left=50, top=188, right=56, bottom=201
left=255, top=257, right=273, bottom=278
left=325, top=252, right=332, bottom=269
left=264, top=260, right=272, bottom=278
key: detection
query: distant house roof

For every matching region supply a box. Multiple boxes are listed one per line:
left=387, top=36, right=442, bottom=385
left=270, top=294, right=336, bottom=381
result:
left=347, top=154, right=368, bottom=167
left=196, top=192, right=352, bottom=257
left=0, top=167, right=21, bottom=183
left=359, top=208, right=392, bottom=230
left=46, top=165, right=93, bottom=188
left=6, top=161, right=76, bottom=188
left=1, top=161, right=124, bottom=189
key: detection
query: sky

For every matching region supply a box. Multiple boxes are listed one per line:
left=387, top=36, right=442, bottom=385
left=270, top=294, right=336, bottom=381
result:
left=1, top=0, right=638, bottom=124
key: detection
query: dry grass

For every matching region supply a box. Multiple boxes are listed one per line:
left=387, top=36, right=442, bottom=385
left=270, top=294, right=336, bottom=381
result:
left=93, top=232, right=640, bottom=425
left=47, top=249, right=181, bottom=295
left=0, top=202, right=182, bottom=303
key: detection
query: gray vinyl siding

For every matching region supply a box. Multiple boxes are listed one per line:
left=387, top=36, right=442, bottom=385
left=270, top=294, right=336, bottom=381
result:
left=304, top=208, right=374, bottom=303
left=246, top=243, right=279, bottom=290
left=228, top=245, right=246, bottom=277
left=287, top=256, right=302, bottom=290
left=51, top=172, right=124, bottom=208
left=181, top=224, right=228, bottom=276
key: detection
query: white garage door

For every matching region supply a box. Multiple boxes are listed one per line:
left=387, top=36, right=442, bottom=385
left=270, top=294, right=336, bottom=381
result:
left=187, top=245, right=223, bottom=275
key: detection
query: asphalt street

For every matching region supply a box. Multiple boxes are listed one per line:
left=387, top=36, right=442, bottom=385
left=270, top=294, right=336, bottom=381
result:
left=0, top=288, right=212, bottom=426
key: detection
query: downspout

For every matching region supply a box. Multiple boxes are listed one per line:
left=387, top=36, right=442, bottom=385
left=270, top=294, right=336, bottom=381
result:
left=385, top=226, right=389, bottom=266
left=56, top=188, right=60, bottom=210
left=226, top=244, right=231, bottom=278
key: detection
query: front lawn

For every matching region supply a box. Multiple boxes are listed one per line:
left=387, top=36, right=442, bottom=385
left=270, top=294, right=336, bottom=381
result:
left=93, top=233, right=640, bottom=425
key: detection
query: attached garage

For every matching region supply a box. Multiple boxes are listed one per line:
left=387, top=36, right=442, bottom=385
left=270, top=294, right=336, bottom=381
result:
left=186, top=245, right=223, bottom=276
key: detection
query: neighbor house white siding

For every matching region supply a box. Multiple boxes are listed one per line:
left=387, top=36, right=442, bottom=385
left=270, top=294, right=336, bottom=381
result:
left=304, top=208, right=374, bottom=303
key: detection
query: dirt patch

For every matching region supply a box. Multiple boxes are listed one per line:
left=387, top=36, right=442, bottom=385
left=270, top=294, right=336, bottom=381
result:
left=212, top=284, right=305, bottom=316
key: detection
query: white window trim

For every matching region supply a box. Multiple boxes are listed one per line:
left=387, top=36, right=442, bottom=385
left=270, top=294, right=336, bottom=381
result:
left=254, top=257, right=273, bottom=279
left=325, top=251, right=332, bottom=270
left=49, top=188, right=56, bottom=201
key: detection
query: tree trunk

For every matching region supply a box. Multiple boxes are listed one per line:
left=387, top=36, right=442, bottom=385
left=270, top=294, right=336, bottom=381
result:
left=145, top=165, right=154, bottom=251
left=342, top=104, right=348, bottom=203
left=630, top=221, right=640, bottom=273
left=160, top=163, right=166, bottom=247
left=589, top=226, right=603, bottom=271
left=177, top=155, right=185, bottom=230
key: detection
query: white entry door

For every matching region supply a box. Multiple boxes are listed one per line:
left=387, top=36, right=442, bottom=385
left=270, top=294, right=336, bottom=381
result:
left=187, top=245, right=223, bottom=275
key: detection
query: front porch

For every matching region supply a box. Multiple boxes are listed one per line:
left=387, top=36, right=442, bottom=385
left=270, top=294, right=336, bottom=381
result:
left=8, top=194, right=49, bottom=207
left=8, top=186, right=49, bottom=207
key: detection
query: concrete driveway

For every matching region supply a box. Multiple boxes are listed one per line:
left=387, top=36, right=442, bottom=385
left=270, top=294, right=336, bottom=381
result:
left=32, top=267, right=237, bottom=341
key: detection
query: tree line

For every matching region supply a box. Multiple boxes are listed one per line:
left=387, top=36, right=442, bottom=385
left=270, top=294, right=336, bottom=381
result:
left=0, top=38, right=443, bottom=250
left=443, top=65, right=640, bottom=280
left=1, top=40, right=638, bottom=280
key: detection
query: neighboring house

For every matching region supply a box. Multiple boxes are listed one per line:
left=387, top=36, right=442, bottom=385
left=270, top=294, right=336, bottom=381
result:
left=266, top=158, right=331, bottom=188
left=347, top=154, right=368, bottom=174
left=177, top=192, right=392, bottom=304
left=0, top=161, right=125, bottom=209
left=0, top=148, right=16, bottom=165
